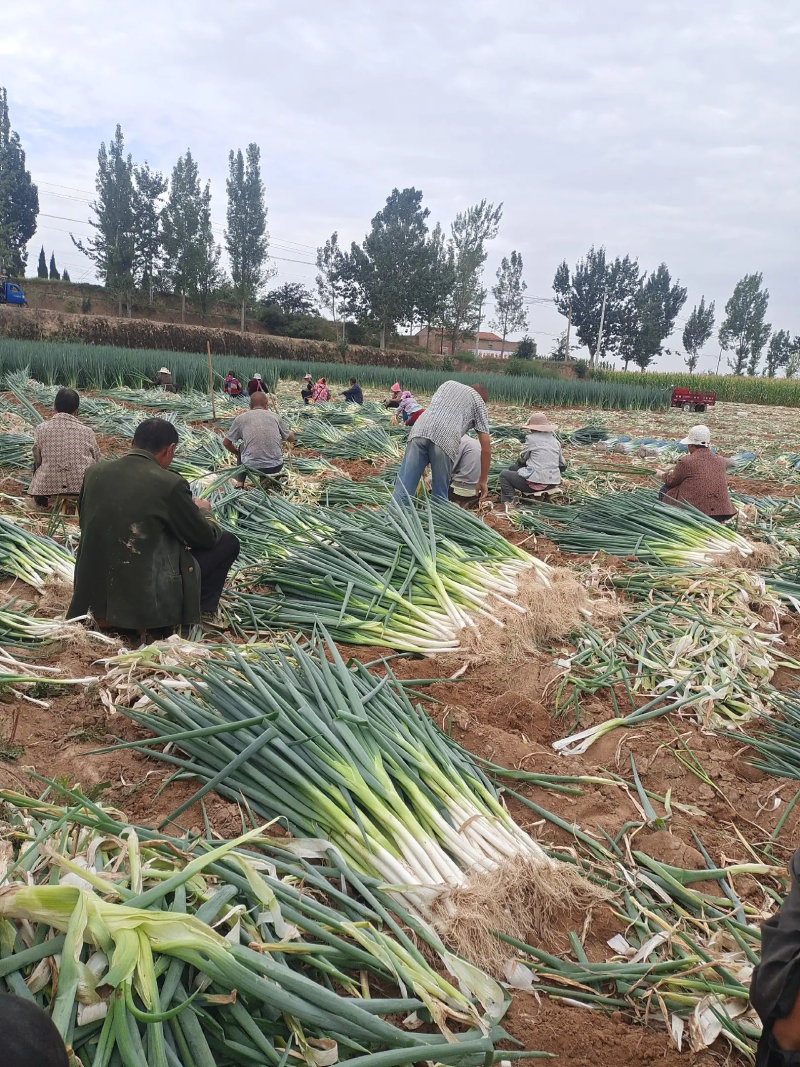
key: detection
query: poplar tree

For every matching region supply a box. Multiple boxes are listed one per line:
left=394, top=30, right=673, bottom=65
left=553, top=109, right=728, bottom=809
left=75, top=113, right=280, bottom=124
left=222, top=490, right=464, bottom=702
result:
left=225, top=143, right=269, bottom=332
left=193, top=179, right=224, bottom=322
left=491, top=250, right=528, bottom=357
left=72, top=125, right=136, bottom=315
left=161, top=150, right=203, bottom=322
left=0, top=88, right=39, bottom=276
left=443, top=200, right=503, bottom=356
left=682, top=296, right=715, bottom=373
left=719, top=273, right=771, bottom=376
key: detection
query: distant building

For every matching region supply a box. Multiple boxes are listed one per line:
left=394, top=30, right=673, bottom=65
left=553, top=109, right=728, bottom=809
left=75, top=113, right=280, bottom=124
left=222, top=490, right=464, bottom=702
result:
left=413, top=328, right=518, bottom=359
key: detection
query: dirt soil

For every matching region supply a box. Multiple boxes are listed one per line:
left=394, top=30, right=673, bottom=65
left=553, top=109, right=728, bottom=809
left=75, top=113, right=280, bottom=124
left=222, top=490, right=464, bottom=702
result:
left=4, top=398, right=799, bottom=1065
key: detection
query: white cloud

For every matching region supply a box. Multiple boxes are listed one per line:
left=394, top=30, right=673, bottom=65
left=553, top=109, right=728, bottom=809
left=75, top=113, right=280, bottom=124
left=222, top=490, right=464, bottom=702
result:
left=3, top=0, right=797, bottom=367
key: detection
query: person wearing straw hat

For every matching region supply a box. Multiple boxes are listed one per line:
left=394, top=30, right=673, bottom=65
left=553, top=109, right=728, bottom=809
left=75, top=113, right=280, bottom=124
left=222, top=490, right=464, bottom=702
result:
left=301, top=373, right=314, bottom=404
left=657, top=424, right=734, bottom=521
left=155, top=367, right=177, bottom=393
left=499, top=411, right=566, bottom=505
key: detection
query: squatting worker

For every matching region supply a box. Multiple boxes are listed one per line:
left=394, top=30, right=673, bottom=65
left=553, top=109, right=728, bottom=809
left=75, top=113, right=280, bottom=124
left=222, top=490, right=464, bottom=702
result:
left=392, top=381, right=490, bottom=503
left=750, top=846, right=800, bottom=1066
left=1, top=992, right=69, bottom=1067
left=499, top=411, right=566, bottom=505
left=448, top=435, right=482, bottom=508
left=340, top=378, right=363, bottom=404
left=156, top=367, right=177, bottom=393
left=384, top=383, right=402, bottom=409
left=301, top=373, right=314, bottom=404
left=658, top=424, right=734, bottom=521
left=223, top=370, right=244, bottom=396
left=247, top=372, right=267, bottom=396
left=223, top=391, right=294, bottom=489
left=68, top=419, right=240, bottom=632
left=28, top=387, right=101, bottom=509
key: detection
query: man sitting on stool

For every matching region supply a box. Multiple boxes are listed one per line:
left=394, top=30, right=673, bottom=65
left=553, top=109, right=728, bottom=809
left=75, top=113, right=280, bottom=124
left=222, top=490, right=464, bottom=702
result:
left=68, top=418, right=240, bottom=634
left=224, top=391, right=294, bottom=489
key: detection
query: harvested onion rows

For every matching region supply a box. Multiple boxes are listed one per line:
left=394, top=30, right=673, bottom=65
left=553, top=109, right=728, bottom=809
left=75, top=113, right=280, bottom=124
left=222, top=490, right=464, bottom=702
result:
left=0, top=790, right=528, bottom=1067
left=217, top=492, right=546, bottom=653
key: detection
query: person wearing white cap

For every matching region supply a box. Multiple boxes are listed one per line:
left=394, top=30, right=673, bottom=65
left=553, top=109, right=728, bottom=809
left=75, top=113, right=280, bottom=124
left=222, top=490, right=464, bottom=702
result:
left=658, top=424, right=734, bottom=520
left=499, top=411, right=566, bottom=505
left=247, top=372, right=267, bottom=396
left=301, top=374, right=314, bottom=404
left=155, top=367, right=177, bottom=393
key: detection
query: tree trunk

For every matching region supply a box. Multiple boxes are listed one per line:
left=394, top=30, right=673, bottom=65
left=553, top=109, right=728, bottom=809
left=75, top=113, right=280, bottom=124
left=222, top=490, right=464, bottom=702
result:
left=181, top=292, right=186, bottom=325
left=240, top=298, right=246, bottom=333
left=117, top=294, right=122, bottom=317
left=425, top=323, right=431, bottom=353
left=380, top=323, right=386, bottom=350
left=500, top=326, right=507, bottom=359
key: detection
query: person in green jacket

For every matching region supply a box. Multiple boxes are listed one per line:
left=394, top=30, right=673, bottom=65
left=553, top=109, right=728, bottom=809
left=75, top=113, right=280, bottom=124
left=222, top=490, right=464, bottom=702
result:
left=68, top=419, right=240, bottom=633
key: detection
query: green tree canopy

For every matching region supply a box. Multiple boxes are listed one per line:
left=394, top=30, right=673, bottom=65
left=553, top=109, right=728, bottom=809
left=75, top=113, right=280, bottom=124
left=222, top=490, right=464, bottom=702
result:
left=490, top=250, right=528, bottom=356
left=72, top=125, right=136, bottom=313
left=627, top=264, right=687, bottom=372
left=48, top=251, right=60, bottom=280
left=344, top=187, right=431, bottom=348
left=37, top=245, right=47, bottom=279
left=553, top=247, right=641, bottom=364
left=719, top=272, right=771, bottom=376
left=263, top=282, right=318, bottom=316
left=0, top=88, right=38, bottom=276
left=132, top=161, right=167, bottom=304
left=682, top=296, right=715, bottom=373
left=162, top=149, right=204, bottom=321
left=443, top=199, right=502, bottom=356
left=765, top=329, right=793, bottom=378
left=225, top=143, right=269, bottom=332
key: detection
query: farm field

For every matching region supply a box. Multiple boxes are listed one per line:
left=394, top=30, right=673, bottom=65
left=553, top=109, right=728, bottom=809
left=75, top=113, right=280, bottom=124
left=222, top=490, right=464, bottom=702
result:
left=2, top=359, right=800, bottom=1066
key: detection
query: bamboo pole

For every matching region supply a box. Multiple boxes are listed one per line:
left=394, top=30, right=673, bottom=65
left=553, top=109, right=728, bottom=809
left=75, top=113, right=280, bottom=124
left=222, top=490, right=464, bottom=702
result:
left=207, top=341, right=216, bottom=420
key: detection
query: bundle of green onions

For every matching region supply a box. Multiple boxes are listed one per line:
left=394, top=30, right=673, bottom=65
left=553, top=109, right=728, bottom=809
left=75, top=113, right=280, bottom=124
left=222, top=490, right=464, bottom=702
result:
left=0, top=789, right=528, bottom=1066
left=0, top=515, right=75, bottom=589
left=0, top=599, right=112, bottom=648
left=295, top=424, right=402, bottom=461
left=0, top=432, right=33, bottom=469
left=109, top=632, right=595, bottom=965
left=216, top=492, right=546, bottom=652
left=512, top=490, right=753, bottom=566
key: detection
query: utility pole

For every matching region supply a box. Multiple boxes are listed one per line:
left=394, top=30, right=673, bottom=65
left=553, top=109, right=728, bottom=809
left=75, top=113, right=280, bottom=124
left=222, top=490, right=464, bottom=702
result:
left=565, top=296, right=572, bottom=361
left=593, top=289, right=607, bottom=367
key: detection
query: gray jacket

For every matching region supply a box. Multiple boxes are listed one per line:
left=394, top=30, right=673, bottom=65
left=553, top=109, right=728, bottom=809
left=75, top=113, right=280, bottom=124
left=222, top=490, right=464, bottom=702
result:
left=517, top=432, right=566, bottom=485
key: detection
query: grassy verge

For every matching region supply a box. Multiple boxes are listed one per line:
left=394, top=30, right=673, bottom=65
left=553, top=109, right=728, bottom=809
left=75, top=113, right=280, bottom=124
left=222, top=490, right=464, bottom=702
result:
left=594, top=367, right=800, bottom=406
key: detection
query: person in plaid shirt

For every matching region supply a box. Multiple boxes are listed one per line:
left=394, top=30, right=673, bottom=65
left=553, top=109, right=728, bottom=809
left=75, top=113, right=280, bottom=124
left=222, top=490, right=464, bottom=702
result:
left=392, top=381, right=491, bottom=503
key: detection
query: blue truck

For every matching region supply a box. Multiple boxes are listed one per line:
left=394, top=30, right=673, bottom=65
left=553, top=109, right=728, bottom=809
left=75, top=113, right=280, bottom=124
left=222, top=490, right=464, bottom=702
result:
left=0, top=278, right=26, bottom=305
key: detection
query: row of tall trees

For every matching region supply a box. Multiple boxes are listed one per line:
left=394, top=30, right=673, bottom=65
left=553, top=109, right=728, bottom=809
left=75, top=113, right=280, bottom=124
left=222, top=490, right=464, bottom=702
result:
left=73, top=126, right=268, bottom=328
left=553, top=248, right=687, bottom=372
left=315, top=190, right=524, bottom=352
left=553, top=250, right=798, bottom=376
left=36, top=246, right=69, bottom=281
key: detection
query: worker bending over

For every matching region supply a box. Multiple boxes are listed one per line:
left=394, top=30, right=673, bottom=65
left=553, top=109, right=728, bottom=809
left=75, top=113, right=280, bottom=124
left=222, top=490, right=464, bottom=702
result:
left=68, top=419, right=240, bottom=633
left=448, top=435, right=482, bottom=508
left=28, top=387, right=101, bottom=509
left=499, top=411, right=566, bottom=505
left=658, top=425, right=734, bottom=521
left=392, top=381, right=490, bottom=503
left=224, top=392, right=294, bottom=488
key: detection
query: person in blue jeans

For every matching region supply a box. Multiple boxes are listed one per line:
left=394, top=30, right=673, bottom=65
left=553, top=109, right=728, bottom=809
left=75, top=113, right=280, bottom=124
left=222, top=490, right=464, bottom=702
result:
left=392, top=381, right=491, bottom=503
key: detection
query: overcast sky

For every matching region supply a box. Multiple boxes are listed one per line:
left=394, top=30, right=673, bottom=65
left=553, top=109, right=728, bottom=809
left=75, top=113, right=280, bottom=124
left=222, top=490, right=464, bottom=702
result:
left=3, top=0, right=798, bottom=371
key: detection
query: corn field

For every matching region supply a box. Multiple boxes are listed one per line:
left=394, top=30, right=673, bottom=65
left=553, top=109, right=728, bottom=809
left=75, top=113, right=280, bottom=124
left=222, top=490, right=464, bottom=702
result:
left=0, top=338, right=670, bottom=409
left=595, top=367, right=800, bottom=406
